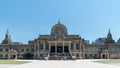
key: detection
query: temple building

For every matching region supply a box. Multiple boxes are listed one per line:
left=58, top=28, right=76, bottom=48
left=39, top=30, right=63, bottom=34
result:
left=0, top=21, right=120, bottom=60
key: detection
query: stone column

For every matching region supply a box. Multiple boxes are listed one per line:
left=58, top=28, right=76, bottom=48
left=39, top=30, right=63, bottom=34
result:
left=49, top=42, right=51, bottom=52
left=101, top=53, right=103, bottom=59
left=15, top=54, right=17, bottom=59
left=80, top=43, right=81, bottom=51
left=37, top=43, right=40, bottom=59
left=69, top=41, right=71, bottom=52
left=8, top=54, right=10, bottom=59
left=107, top=53, right=109, bottom=59
left=43, top=42, right=45, bottom=50
left=55, top=41, right=57, bottom=54
left=37, top=41, right=39, bottom=51
left=74, top=43, right=76, bottom=50
left=63, top=41, right=64, bottom=53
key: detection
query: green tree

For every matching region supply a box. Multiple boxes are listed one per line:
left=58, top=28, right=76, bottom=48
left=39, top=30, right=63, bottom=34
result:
left=22, top=52, right=33, bottom=59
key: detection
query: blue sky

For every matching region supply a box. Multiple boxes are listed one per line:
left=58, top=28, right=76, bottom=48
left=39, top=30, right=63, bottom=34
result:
left=0, top=0, right=120, bottom=44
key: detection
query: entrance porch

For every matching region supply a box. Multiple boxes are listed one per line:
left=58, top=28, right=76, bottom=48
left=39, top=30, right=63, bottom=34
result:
left=49, top=46, right=71, bottom=60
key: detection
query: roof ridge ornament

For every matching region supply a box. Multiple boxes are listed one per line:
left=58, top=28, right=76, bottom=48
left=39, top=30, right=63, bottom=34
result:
left=58, top=17, right=61, bottom=24
left=7, top=29, right=9, bottom=34
left=109, top=29, right=111, bottom=34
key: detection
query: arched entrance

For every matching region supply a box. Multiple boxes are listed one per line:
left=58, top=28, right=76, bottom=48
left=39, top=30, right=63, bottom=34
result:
left=102, top=54, right=108, bottom=59
left=101, top=49, right=109, bottom=59
left=8, top=49, right=18, bottom=59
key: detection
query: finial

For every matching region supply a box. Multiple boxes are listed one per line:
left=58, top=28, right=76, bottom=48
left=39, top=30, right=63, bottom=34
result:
left=109, top=29, right=111, bottom=33
left=58, top=17, right=60, bottom=24
left=7, top=29, right=9, bottom=34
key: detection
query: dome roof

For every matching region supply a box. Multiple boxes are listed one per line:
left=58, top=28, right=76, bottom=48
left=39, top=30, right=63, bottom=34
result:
left=51, top=22, right=68, bottom=35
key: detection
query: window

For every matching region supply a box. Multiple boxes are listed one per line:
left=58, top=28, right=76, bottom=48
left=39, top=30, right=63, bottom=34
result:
left=5, top=48, right=8, bottom=52
left=0, top=48, right=3, bottom=52
left=76, top=43, right=79, bottom=50
left=39, top=43, right=43, bottom=50
left=100, top=48, right=103, bottom=51
left=45, top=43, right=49, bottom=50
left=21, top=49, right=24, bottom=52
left=15, top=48, right=19, bottom=52
left=31, top=49, right=34, bottom=51
left=89, top=54, right=92, bottom=57
left=26, top=49, right=29, bottom=51
left=76, top=54, right=79, bottom=57
left=85, top=54, right=87, bottom=57
left=40, top=54, right=43, bottom=57
left=0, top=54, right=2, bottom=58
left=71, top=43, right=74, bottom=50
left=6, top=54, right=8, bottom=57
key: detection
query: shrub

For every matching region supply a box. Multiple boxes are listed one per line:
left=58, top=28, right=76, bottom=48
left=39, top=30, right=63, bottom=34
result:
left=22, top=52, right=33, bottom=59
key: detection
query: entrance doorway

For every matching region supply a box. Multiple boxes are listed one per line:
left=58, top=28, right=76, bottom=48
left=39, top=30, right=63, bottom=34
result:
left=103, top=54, right=107, bottom=59
left=8, top=49, right=18, bottom=59
left=64, top=46, right=69, bottom=53
left=57, top=46, right=63, bottom=53
left=51, top=46, right=55, bottom=53
left=10, top=55, right=16, bottom=59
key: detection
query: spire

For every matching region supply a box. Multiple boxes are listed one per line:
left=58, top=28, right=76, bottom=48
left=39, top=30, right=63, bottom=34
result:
left=108, top=29, right=110, bottom=33
left=107, top=29, right=112, bottom=38
left=7, top=29, right=9, bottom=34
left=1, top=29, right=13, bottom=44
left=105, top=29, right=115, bottom=44
left=108, top=29, right=111, bottom=35
left=58, top=17, right=60, bottom=24
left=6, top=29, right=10, bottom=39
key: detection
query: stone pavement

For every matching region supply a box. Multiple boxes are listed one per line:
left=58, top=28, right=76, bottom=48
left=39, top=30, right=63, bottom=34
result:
left=2, top=60, right=120, bottom=68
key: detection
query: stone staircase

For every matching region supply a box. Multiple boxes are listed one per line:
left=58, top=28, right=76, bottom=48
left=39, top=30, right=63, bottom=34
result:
left=48, top=53, right=72, bottom=60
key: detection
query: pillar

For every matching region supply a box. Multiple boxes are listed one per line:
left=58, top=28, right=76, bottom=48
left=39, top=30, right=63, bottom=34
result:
left=80, top=43, right=81, bottom=51
left=43, top=42, right=45, bottom=50
left=63, top=41, right=64, bottom=53
left=101, top=53, right=103, bottom=59
left=55, top=41, right=57, bottom=53
left=8, top=54, right=10, bottom=59
left=107, top=53, right=109, bottom=59
left=15, top=54, right=17, bottom=59
left=49, top=42, right=51, bottom=52
left=74, top=43, right=76, bottom=50
left=69, top=42, right=71, bottom=52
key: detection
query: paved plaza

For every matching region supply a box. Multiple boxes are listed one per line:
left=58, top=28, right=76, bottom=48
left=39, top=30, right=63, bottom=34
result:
left=0, top=60, right=120, bottom=68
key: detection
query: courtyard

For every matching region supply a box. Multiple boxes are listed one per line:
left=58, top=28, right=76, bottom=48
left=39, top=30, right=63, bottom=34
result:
left=0, top=59, right=120, bottom=68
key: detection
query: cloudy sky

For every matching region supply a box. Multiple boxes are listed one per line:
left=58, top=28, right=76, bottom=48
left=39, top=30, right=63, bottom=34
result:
left=0, top=0, right=120, bottom=43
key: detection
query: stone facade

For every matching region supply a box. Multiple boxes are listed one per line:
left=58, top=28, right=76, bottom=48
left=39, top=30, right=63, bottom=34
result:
left=0, top=22, right=120, bottom=60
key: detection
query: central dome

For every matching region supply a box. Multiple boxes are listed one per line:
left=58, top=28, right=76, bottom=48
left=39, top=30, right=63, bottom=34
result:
left=51, top=22, right=68, bottom=36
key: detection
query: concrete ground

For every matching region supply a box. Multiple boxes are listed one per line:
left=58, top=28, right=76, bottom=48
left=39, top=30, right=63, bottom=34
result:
left=1, top=60, right=120, bottom=68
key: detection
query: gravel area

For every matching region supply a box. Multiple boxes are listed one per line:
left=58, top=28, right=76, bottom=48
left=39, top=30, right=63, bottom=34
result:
left=0, top=64, right=17, bottom=68
left=0, top=60, right=119, bottom=68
